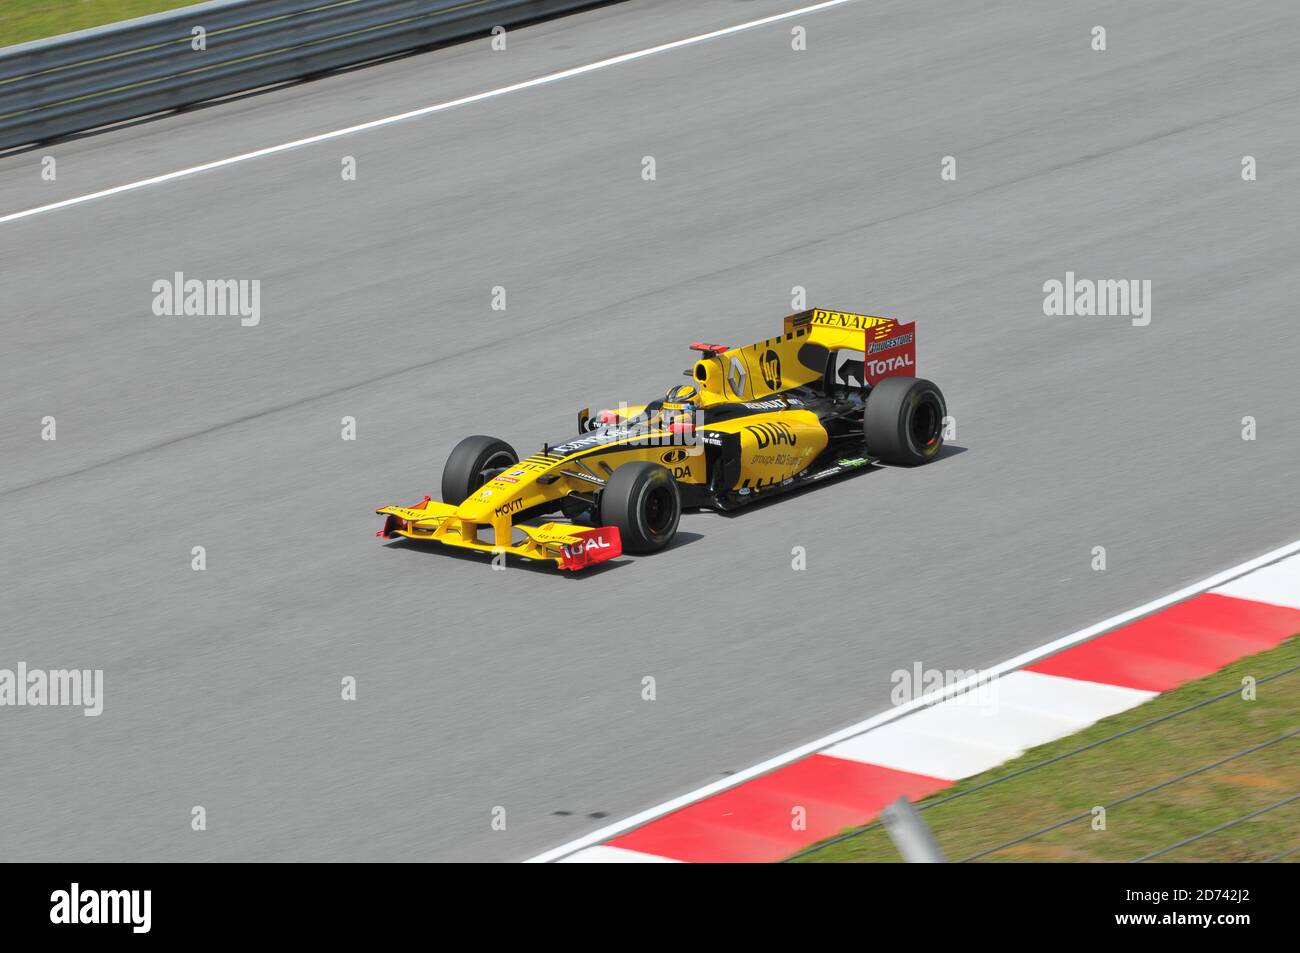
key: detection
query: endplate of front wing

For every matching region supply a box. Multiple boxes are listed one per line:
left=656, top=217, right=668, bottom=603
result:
left=376, top=499, right=621, bottom=571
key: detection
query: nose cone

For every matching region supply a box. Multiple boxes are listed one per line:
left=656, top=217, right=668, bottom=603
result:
left=453, top=492, right=498, bottom=521
left=454, top=474, right=534, bottom=523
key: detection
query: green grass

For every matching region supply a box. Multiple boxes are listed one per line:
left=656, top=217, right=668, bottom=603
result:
left=795, top=637, right=1300, bottom=863
left=1, top=1, right=196, bottom=49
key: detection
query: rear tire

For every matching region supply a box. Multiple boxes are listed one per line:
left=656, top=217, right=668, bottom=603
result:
left=441, top=435, right=518, bottom=504
left=599, top=462, right=681, bottom=554
left=864, top=377, right=946, bottom=465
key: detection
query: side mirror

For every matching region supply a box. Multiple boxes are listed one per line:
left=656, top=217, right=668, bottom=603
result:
left=577, top=407, right=590, bottom=434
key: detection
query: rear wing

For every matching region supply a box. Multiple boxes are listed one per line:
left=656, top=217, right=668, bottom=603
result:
left=783, top=308, right=916, bottom=386
left=692, top=308, right=918, bottom=402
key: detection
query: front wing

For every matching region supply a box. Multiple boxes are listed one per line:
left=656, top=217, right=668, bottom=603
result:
left=376, top=498, right=622, bottom=571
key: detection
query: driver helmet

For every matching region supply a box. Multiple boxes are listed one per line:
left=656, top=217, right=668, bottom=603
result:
left=664, top=384, right=698, bottom=408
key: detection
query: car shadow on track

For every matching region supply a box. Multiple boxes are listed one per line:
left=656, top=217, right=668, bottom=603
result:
left=380, top=530, right=704, bottom=577
left=372, top=445, right=966, bottom=570
left=705, top=443, right=968, bottom=519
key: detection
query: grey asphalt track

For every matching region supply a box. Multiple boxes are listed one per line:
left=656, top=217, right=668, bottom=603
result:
left=2, top=0, right=1298, bottom=862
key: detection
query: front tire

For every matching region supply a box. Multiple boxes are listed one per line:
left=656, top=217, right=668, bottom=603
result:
left=864, top=377, right=946, bottom=465
left=599, top=462, right=681, bottom=554
left=441, top=435, right=518, bottom=504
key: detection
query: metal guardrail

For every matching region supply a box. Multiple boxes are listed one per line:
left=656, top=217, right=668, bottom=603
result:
left=0, top=0, right=601, bottom=149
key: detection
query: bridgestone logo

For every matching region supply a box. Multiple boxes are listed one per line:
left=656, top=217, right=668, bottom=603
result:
left=868, top=332, right=913, bottom=353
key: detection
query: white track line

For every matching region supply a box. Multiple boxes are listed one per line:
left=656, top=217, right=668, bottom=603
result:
left=525, top=536, right=1300, bottom=862
left=0, top=0, right=859, bottom=226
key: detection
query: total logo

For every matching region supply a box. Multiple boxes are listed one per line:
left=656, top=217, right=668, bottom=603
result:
left=562, top=535, right=613, bottom=559
left=867, top=353, right=914, bottom=376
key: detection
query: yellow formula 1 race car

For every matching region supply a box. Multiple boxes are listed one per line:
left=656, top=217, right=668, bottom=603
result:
left=377, top=308, right=947, bottom=571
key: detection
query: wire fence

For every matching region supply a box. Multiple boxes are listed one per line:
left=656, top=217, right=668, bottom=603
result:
left=958, top=728, right=1297, bottom=862
left=1260, top=843, right=1300, bottom=863
left=785, top=661, right=1300, bottom=863
left=1134, top=790, right=1300, bottom=862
